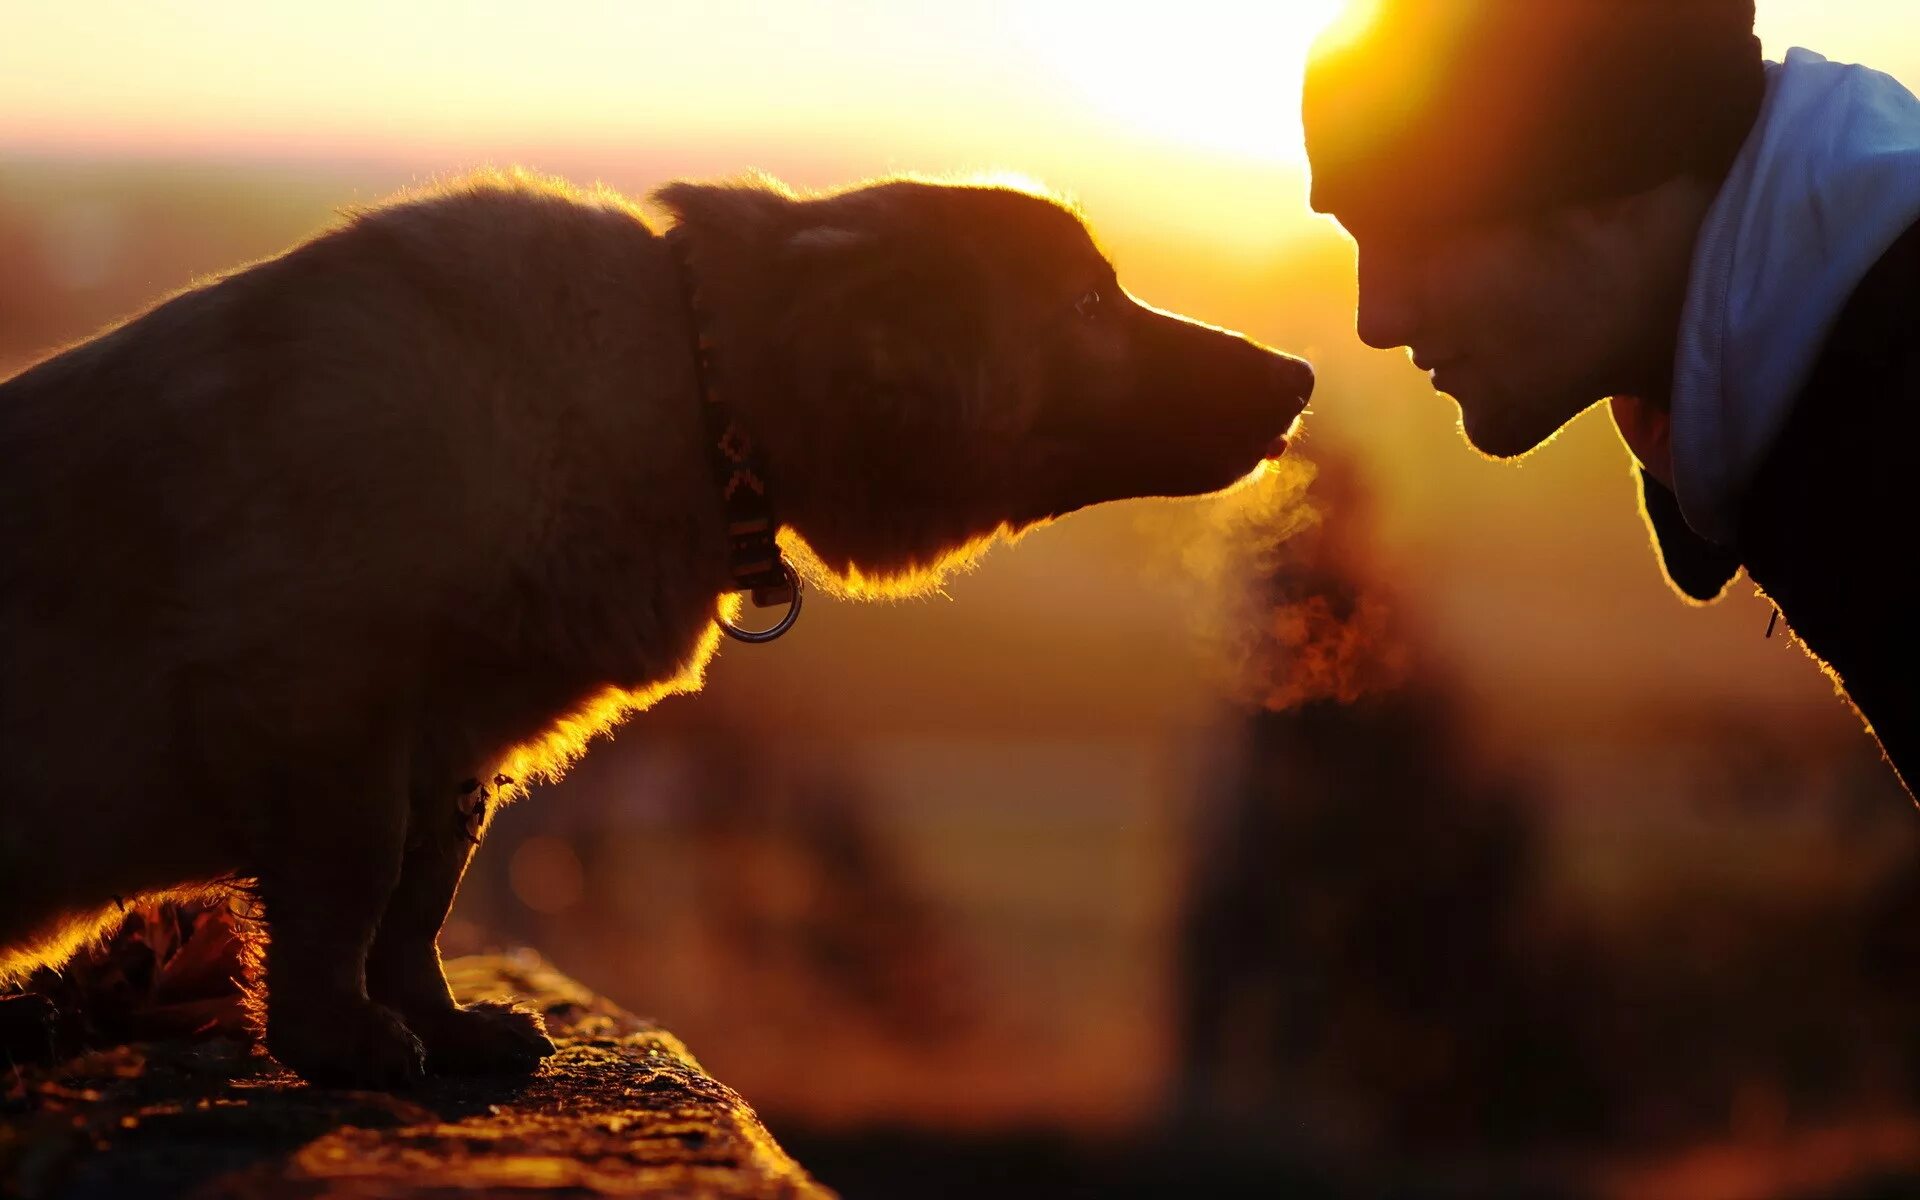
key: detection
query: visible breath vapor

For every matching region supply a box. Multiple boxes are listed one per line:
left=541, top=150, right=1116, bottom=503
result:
left=1149, top=455, right=1411, bottom=712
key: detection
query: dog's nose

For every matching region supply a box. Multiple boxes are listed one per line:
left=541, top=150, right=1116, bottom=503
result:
left=1271, top=354, right=1315, bottom=405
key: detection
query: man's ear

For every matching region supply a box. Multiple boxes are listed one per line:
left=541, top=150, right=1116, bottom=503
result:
left=1569, top=173, right=1710, bottom=240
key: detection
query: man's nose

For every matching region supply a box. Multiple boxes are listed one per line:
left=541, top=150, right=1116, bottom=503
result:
left=1355, top=247, right=1418, bottom=351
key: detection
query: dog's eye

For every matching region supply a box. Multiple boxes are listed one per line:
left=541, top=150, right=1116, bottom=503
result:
left=1074, top=289, right=1103, bottom=320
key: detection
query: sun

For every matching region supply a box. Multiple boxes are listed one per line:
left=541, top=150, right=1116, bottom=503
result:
left=1011, top=1, right=1350, bottom=163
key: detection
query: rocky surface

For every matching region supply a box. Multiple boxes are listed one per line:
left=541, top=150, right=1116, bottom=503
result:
left=1, top=950, right=833, bottom=1199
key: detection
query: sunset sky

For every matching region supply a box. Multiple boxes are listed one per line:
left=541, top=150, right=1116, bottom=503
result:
left=7, top=2, right=1915, bottom=216
left=0, top=0, right=1912, bottom=320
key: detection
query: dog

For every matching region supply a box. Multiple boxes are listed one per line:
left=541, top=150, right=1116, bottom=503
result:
left=0, top=169, right=1313, bottom=1088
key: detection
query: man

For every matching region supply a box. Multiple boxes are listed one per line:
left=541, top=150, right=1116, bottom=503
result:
left=1303, top=2, right=1920, bottom=796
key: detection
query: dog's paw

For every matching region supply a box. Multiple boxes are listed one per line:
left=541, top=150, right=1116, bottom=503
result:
left=414, top=1001, right=556, bottom=1077
left=266, top=999, right=427, bottom=1090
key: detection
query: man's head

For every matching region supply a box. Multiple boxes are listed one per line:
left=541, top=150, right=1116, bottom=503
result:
left=1304, top=1, right=1765, bottom=458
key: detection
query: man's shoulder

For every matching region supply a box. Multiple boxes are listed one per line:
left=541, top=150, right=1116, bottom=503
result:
left=1640, top=216, right=1920, bottom=604
left=1820, top=216, right=1920, bottom=359
left=1734, top=212, right=1920, bottom=616
left=1764, top=215, right=1920, bottom=484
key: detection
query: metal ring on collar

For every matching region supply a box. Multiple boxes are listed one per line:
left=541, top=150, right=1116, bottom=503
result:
left=719, top=562, right=804, bottom=644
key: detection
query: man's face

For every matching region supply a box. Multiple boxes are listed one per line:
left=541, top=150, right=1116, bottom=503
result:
left=1345, top=208, right=1636, bottom=459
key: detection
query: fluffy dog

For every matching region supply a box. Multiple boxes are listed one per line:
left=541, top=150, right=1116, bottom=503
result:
left=0, top=170, right=1313, bottom=1087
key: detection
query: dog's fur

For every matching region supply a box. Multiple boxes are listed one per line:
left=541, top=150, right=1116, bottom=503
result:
left=0, top=169, right=1311, bottom=1087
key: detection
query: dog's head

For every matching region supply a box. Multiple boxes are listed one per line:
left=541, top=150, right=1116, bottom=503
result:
left=655, top=175, right=1313, bottom=597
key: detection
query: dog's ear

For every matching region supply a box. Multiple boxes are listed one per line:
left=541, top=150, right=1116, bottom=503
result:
left=771, top=222, right=963, bottom=420
left=784, top=226, right=872, bottom=255
left=781, top=242, right=1009, bottom=439
left=651, top=177, right=800, bottom=244
left=653, top=177, right=814, bottom=339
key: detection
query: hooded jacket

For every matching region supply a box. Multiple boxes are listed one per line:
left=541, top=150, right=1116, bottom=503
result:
left=1642, top=50, right=1920, bottom=796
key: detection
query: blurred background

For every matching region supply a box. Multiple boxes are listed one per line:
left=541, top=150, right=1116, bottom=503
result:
left=8, top=3, right=1920, bottom=1196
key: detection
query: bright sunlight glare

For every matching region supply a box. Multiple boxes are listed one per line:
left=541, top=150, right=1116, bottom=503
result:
left=1011, top=2, right=1350, bottom=163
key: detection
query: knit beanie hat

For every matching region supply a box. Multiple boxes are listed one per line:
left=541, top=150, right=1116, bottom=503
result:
left=1304, top=1, right=1767, bottom=225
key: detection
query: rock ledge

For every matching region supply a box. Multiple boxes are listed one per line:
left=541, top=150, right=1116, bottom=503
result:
left=1, top=950, right=834, bottom=1200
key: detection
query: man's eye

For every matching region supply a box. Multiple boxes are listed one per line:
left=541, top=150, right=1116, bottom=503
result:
left=1074, top=289, right=1103, bottom=320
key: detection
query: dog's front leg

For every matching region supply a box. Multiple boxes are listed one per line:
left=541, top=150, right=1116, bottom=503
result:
left=365, top=777, right=555, bottom=1076
left=255, top=746, right=427, bottom=1089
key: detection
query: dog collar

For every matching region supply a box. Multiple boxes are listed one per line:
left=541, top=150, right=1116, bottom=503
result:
left=666, top=229, right=802, bottom=644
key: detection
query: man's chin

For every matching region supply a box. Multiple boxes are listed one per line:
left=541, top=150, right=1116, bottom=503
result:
left=1453, top=395, right=1562, bottom=461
